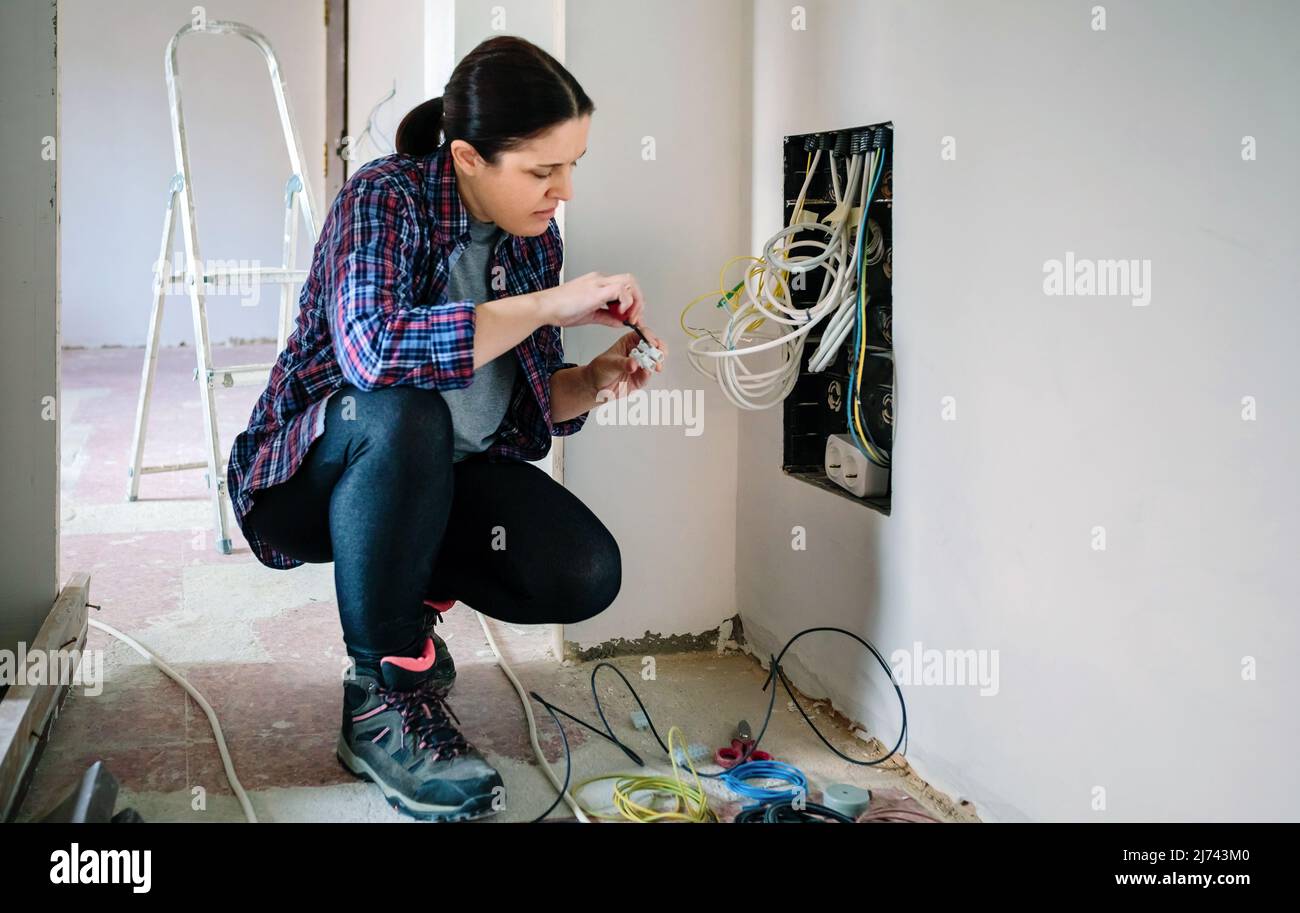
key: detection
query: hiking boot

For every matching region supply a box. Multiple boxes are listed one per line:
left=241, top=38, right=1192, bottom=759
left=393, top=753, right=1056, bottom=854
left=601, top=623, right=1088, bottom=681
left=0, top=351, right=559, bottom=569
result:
left=337, top=636, right=504, bottom=822
left=422, top=598, right=457, bottom=692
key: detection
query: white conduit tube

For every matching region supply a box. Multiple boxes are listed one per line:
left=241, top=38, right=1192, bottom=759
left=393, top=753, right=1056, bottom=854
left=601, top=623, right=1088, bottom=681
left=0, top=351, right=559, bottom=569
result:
left=88, top=618, right=258, bottom=823
left=473, top=611, right=591, bottom=823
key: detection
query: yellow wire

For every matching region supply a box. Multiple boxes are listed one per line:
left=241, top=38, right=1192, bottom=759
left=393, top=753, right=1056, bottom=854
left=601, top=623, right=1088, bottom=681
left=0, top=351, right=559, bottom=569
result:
left=852, top=255, right=871, bottom=449
left=683, top=151, right=815, bottom=345
left=851, top=151, right=888, bottom=465
left=569, top=726, right=716, bottom=823
left=685, top=144, right=884, bottom=454
left=681, top=256, right=770, bottom=340
left=681, top=151, right=817, bottom=344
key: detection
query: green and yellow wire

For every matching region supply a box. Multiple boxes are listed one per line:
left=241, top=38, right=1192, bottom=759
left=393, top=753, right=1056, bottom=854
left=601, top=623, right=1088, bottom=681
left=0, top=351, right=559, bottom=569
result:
left=682, top=152, right=816, bottom=346
left=571, top=726, right=717, bottom=823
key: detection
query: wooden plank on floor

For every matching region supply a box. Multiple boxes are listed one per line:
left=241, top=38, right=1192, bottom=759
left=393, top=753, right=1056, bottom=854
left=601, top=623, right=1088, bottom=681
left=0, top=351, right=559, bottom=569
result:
left=0, top=571, right=91, bottom=821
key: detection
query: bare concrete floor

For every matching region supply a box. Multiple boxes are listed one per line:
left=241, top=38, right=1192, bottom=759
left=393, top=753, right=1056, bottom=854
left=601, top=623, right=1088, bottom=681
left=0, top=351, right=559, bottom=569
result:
left=18, top=345, right=973, bottom=824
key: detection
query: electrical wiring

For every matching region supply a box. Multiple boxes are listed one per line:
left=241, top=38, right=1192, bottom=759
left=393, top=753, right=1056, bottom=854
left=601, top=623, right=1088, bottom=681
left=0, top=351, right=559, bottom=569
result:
left=528, top=661, right=664, bottom=767
left=695, top=240, right=843, bottom=410
left=472, top=610, right=591, bottom=823
left=87, top=614, right=905, bottom=824
left=87, top=610, right=907, bottom=825
left=716, top=759, right=807, bottom=803
left=351, top=82, right=398, bottom=159
left=760, top=626, right=909, bottom=766
left=88, top=607, right=592, bottom=825
left=528, top=626, right=909, bottom=821
left=860, top=806, right=940, bottom=824
left=862, top=219, right=886, bottom=267
left=679, top=259, right=761, bottom=342
left=686, top=131, right=897, bottom=456
left=87, top=618, right=258, bottom=823
left=569, top=727, right=715, bottom=822
left=527, top=665, right=725, bottom=821
left=734, top=796, right=857, bottom=824
left=744, top=158, right=860, bottom=328
left=847, top=144, right=891, bottom=466
left=685, top=146, right=876, bottom=410
left=806, top=151, right=876, bottom=374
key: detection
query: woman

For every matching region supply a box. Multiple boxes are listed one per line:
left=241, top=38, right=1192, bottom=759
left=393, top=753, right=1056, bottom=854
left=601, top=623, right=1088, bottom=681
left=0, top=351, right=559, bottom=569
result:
left=225, top=35, right=666, bottom=822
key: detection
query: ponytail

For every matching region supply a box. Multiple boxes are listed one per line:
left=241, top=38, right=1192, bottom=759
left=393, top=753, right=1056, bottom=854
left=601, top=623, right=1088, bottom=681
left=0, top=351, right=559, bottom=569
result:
left=395, top=36, right=595, bottom=164
left=395, top=96, right=445, bottom=157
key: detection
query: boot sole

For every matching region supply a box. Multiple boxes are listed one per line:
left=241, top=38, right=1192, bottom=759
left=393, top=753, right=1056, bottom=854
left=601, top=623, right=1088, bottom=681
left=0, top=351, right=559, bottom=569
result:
left=336, top=735, right=500, bottom=823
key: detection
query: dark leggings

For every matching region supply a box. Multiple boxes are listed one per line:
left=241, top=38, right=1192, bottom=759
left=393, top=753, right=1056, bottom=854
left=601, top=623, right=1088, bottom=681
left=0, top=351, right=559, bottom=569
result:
left=243, top=384, right=622, bottom=666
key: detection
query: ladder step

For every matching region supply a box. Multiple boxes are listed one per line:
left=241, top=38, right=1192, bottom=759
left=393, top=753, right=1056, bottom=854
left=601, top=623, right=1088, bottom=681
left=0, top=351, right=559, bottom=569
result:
left=194, top=363, right=273, bottom=388
left=136, top=461, right=229, bottom=480
left=139, top=461, right=207, bottom=474
left=165, top=267, right=309, bottom=285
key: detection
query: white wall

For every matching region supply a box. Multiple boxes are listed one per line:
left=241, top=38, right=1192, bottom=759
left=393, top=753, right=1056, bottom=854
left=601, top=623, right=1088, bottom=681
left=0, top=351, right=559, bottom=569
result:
left=443, top=1, right=749, bottom=648
left=1, top=0, right=59, bottom=659
left=60, top=0, right=325, bottom=348
left=561, top=0, right=749, bottom=647
left=740, top=0, right=1300, bottom=821
left=346, top=0, right=429, bottom=175
left=455, top=0, right=557, bottom=60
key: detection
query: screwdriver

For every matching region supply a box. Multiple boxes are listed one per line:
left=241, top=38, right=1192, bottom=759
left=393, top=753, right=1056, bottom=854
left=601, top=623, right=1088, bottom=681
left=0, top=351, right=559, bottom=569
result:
left=607, top=287, right=651, bottom=345
left=623, top=320, right=651, bottom=345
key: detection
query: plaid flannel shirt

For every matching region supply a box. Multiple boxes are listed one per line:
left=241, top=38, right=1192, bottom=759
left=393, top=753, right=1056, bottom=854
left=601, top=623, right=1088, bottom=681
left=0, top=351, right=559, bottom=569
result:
left=227, top=144, right=589, bottom=570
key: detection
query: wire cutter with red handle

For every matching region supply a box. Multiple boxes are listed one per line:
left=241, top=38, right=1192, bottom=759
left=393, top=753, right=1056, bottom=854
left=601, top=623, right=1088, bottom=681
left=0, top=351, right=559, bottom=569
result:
left=715, top=738, right=773, bottom=770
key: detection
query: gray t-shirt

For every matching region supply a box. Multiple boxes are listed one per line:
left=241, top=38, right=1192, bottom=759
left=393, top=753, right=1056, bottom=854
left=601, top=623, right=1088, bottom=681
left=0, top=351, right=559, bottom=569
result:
left=317, top=214, right=517, bottom=455
left=438, top=214, right=518, bottom=461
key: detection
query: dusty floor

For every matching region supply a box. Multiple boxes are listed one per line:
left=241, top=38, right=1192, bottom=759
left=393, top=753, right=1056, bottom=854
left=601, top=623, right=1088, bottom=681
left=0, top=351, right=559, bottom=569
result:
left=17, top=344, right=971, bottom=823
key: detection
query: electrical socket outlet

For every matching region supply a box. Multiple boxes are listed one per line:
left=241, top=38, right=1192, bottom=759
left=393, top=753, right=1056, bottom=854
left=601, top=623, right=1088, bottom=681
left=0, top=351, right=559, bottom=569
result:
left=825, top=432, right=889, bottom=498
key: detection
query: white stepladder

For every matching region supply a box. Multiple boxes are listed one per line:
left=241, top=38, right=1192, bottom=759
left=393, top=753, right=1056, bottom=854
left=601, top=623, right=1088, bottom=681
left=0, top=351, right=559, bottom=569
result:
left=127, top=20, right=320, bottom=554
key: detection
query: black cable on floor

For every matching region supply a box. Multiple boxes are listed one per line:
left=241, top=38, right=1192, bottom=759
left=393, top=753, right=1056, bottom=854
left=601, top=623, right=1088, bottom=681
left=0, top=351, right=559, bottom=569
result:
left=734, top=797, right=857, bottom=824
left=526, top=626, right=909, bottom=820
left=529, top=698, right=574, bottom=823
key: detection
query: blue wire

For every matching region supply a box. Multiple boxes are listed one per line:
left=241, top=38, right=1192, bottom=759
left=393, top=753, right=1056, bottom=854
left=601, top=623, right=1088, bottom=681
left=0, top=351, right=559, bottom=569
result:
left=719, top=760, right=808, bottom=804
left=849, top=149, right=885, bottom=446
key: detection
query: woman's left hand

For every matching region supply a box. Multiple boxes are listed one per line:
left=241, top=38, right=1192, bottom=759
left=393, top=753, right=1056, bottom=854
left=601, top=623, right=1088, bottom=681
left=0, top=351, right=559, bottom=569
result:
left=587, top=327, right=668, bottom=400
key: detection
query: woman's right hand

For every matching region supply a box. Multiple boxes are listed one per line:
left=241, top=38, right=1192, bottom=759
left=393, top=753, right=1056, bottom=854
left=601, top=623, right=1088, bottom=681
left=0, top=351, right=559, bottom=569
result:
left=537, top=272, right=645, bottom=330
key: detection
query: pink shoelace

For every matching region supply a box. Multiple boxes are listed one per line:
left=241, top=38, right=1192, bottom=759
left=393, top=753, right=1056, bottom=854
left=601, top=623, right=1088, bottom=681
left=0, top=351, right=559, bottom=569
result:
left=378, top=678, right=471, bottom=758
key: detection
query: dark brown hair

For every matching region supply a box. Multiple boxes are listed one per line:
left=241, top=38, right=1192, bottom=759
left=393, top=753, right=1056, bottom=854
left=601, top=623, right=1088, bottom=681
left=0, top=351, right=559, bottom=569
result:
left=395, top=35, right=595, bottom=162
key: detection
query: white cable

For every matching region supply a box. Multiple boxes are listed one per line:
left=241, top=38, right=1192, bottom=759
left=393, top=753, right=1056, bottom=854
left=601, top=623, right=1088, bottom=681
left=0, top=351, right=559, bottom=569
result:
left=808, top=152, right=876, bottom=373
left=687, top=147, right=875, bottom=409
left=808, top=289, right=858, bottom=373
left=90, top=611, right=586, bottom=825
left=472, top=610, right=591, bottom=823
left=87, top=618, right=258, bottom=823
left=353, top=81, right=397, bottom=158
